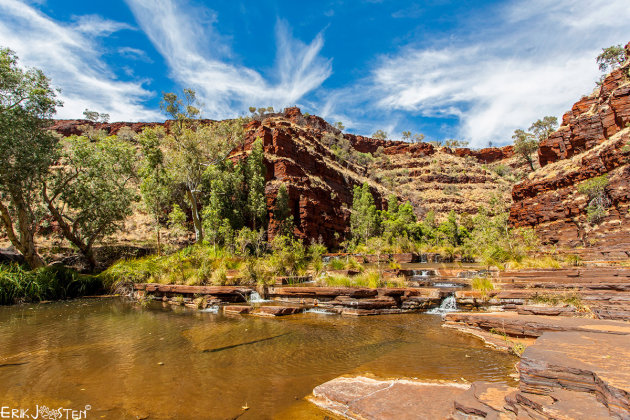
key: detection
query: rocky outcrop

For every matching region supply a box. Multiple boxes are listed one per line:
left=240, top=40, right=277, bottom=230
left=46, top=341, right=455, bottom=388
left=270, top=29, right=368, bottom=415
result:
left=510, top=47, right=630, bottom=254
left=314, top=314, right=630, bottom=419
left=309, top=376, right=469, bottom=419
left=47, top=107, right=517, bottom=248
left=237, top=116, right=389, bottom=248
left=49, top=118, right=218, bottom=137
left=538, top=45, right=630, bottom=166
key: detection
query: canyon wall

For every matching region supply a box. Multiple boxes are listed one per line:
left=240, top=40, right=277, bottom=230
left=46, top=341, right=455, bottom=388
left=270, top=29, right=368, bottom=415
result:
left=510, top=44, right=630, bottom=259
left=48, top=108, right=515, bottom=249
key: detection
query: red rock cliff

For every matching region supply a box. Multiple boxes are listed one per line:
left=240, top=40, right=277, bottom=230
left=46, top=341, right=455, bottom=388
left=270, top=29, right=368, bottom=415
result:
left=48, top=108, right=516, bottom=248
left=510, top=46, right=630, bottom=259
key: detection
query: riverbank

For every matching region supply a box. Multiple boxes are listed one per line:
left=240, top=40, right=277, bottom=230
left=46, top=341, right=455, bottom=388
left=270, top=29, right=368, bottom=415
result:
left=129, top=266, right=630, bottom=320
left=0, top=264, right=103, bottom=305
left=126, top=263, right=630, bottom=418
left=310, top=313, right=630, bottom=419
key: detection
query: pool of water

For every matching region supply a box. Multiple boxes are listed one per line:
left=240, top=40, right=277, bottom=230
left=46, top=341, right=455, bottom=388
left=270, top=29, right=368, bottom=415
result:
left=0, top=299, right=516, bottom=419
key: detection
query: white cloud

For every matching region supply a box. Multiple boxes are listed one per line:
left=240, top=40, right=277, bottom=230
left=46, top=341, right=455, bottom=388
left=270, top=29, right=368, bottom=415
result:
left=363, top=0, right=630, bottom=147
left=72, top=14, right=136, bottom=36
left=124, top=0, right=332, bottom=117
left=0, top=0, right=159, bottom=121
left=118, top=46, right=153, bottom=63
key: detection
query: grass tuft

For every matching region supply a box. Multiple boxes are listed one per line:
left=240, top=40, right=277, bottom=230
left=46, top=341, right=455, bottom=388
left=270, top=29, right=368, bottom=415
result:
left=0, top=264, right=102, bottom=305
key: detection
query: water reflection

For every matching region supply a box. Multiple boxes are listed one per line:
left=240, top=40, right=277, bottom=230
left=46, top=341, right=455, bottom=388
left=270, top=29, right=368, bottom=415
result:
left=0, top=299, right=516, bottom=419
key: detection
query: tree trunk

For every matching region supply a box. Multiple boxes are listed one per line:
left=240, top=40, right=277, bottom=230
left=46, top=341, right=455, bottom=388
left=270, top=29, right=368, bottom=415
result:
left=0, top=195, right=45, bottom=269
left=156, top=227, right=161, bottom=256
left=42, top=188, right=96, bottom=271
left=186, top=189, right=203, bottom=243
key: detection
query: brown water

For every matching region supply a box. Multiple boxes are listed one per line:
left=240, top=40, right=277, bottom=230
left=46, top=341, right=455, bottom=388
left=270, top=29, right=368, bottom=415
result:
left=0, top=299, right=516, bottom=419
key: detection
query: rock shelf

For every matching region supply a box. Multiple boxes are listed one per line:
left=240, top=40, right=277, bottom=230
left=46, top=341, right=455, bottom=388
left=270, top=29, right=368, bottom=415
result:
left=310, top=313, right=630, bottom=419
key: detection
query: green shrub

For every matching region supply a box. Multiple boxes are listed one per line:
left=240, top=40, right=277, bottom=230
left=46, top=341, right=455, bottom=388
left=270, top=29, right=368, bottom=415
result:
left=327, top=258, right=346, bottom=270
left=578, top=175, right=610, bottom=225
left=0, top=264, right=102, bottom=305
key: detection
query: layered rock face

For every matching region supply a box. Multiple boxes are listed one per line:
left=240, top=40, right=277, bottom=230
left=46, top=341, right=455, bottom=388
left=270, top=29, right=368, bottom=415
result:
left=238, top=115, right=389, bottom=248
left=47, top=108, right=516, bottom=248
left=510, top=49, right=630, bottom=257
left=366, top=142, right=516, bottom=218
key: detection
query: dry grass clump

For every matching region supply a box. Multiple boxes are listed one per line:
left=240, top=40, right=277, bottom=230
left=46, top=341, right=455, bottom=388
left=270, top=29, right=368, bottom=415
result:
left=320, top=269, right=406, bottom=289
left=471, top=276, right=495, bottom=298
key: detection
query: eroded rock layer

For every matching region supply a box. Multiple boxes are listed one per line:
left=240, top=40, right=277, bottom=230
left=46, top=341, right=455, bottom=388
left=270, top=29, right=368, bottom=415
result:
left=510, top=47, right=630, bottom=256
left=48, top=108, right=516, bottom=248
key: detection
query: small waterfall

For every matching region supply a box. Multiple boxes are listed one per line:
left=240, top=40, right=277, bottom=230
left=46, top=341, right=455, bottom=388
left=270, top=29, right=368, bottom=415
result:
left=305, top=308, right=335, bottom=315
left=427, top=295, right=458, bottom=315
left=411, top=269, right=434, bottom=280
left=419, top=254, right=428, bottom=263
left=433, top=282, right=463, bottom=288
left=249, top=291, right=269, bottom=303
left=200, top=306, right=219, bottom=313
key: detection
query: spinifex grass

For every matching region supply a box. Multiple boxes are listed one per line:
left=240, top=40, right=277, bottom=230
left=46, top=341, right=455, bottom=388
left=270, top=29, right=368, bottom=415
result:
left=320, top=269, right=405, bottom=289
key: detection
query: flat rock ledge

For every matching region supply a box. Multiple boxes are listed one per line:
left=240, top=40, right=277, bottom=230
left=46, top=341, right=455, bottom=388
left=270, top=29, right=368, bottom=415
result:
left=310, top=314, right=630, bottom=419
left=309, top=376, right=469, bottom=420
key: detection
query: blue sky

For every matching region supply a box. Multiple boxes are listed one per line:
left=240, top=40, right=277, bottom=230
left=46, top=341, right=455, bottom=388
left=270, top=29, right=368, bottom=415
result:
left=1, top=0, right=628, bottom=147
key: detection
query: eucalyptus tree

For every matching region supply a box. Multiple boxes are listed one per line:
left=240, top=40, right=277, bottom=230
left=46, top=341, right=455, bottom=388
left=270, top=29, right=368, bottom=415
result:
left=42, top=133, right=137, bottom=270
left=0, top=48, right=60, bottom=268
left=161, top=89, right=245, bottom=242
left=529, top=116, right=558, bottom=143
left=138, top=126, right=172, bottom=254
left=596, top=44, right=627, bottom=74
left=512, top=129, right=538, bottom=171
left=350, top=183, right=380, bottom=244
left=246, top=138, right=267, bottom=230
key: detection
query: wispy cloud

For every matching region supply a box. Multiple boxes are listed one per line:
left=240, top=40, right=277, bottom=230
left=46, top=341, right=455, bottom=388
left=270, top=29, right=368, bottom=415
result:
left=391, top=4, right=424, bottom=19
left=72, top=14, right=136, bottom=37
left=124, top=0, right=332, bottom=117
left=118, top=46, right=153, bottom=63
left=358, top=0, right=630, bottom=146
left=0, top=0, right=158, bottom=121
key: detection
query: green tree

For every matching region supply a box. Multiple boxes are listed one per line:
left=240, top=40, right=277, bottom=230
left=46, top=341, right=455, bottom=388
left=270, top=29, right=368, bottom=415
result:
left=0, top=48, right=60, bottom=268
left=350, top=183, right=380, bottom=244
left=246, top=138, right=267, bottom=230
left=512, top=129, right=538, bottom=171
left=596, top=44, right=627, bottom=74
left=83, top=108, right=109, bottom=123
left=273, top=184, right=294, bottom=237
left=372, top=129, right=388, bottom=140
left=138, top=126, right=172, bottom=255
left=463, top=207, right=537, bottom=266
left=529, top=116, right=558, bottom=143
left=161, top=90, right=244, bottom=242
left=577, top=175, right=610, bottom=224
left=402, top=131, right=425, bottom=143
left=42, top=134, right=137, bottom=270
left=381, top=195, right=418, bottom=241
left=444, top=139, right=469, bottom=148
left=169, top=204, right=187, bottom=234
left=437, top=210, right=462, bottom=246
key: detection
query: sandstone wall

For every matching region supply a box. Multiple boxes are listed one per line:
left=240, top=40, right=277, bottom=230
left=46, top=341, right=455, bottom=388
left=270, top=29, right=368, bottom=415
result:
left=510, top=44, right=630, bottom=258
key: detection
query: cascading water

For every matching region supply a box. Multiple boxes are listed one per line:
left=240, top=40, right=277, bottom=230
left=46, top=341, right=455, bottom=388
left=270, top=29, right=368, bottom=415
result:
left=249, top=291, right=269, bottom=303
left=433, top=282, right=464, bottom=288
left=411, top=269, right=434, bottom=279
left=305, top=308, right=335, bottom=315
left=427, top=294, right=458, bottom=315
